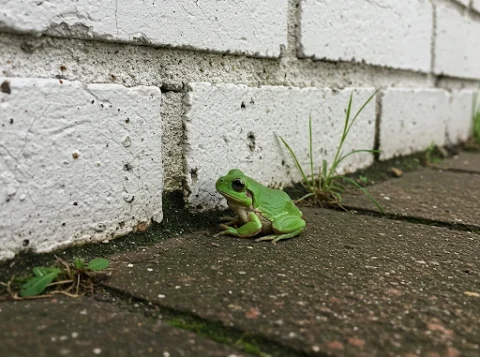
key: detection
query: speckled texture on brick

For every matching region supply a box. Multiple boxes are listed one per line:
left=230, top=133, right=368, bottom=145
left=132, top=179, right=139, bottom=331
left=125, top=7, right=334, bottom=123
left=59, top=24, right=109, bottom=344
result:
left=434, top=2, right=480, bottom=79
left=379, top=88, right=448, bottom=160
left=0, top=0, right=288, bottom=58
left=447, top=90, right=474, bottom=144
left=298, top=0, right=432, bottom=71
left=183, top=83, right=376, bottom=209
left=0, top=78, right=162, bottom=261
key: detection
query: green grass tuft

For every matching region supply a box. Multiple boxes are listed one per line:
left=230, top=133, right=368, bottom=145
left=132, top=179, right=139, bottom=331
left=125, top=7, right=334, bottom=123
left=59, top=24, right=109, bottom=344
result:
left=279, top=90, right=384, bottom=213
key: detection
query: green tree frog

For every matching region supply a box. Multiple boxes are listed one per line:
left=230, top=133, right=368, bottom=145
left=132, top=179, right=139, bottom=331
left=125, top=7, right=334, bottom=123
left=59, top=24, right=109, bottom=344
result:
left=215, top=169, right=306, bottom=244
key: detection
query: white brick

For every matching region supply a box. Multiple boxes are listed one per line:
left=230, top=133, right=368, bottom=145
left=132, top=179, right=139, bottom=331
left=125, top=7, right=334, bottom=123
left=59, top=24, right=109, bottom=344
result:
left=0, top=0, right=287, bottom=58
left=298, top=0, right=432, bottom=72
left=447, top=90, right=474, bottom=144
left=434, top=4, right=480, bottom=78
left=184, top=83, right=376, bottom=209
left=473, top=0, right=480, bottom=13
left=0, top=78, right=162, bottom=261
left=379, top=88, right=448, bottom=160
left=453, top=0, right=469, bottom=6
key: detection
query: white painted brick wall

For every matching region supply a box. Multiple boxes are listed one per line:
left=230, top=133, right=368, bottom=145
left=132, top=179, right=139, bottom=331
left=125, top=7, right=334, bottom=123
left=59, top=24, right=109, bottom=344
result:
left=298, top=0, right=432, bottom=72
left=184, top=83, right=376, bottom=209
left=0, top=0, right=288, bottom=58
left=434, top=3, right=480, bottom=79
left=447, top=90, right=474, bottom=144
left=453, top=0, right=470, bottom=7
left=473, top=0, right=480, bottom=13
left=0, top=78, right=162, bottom=261
left=379, top=88, right=448, bottom=160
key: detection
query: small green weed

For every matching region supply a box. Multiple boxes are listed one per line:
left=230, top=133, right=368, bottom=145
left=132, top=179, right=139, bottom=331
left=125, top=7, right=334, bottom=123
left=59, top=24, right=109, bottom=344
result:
left=424, top=141, right=442, bottom=166
left=167, top=318, right=271, bottom=357
left=0, top=257, right=110, bottom=300
left=280, top=91, right=384, bottom=213
left=473, top=87, right=480, bottom=144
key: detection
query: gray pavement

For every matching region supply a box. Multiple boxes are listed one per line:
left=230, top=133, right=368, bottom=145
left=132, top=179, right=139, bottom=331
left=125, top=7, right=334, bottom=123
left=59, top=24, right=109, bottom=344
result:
left=342, top=167, right=480, bottom=227
left=106, top=208, right=480, bottom=357
left=434, top=152, right=480, bottom=173
left=0, top=297, right=252, bottom=357
left=1, top=152, right=480, bottom=357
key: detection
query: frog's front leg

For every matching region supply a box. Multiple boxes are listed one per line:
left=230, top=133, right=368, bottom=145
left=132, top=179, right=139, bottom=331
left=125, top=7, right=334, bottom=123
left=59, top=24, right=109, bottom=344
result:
left=218, top=212, right=262, bottom=238
left=255, top=215, right=306, bottom=244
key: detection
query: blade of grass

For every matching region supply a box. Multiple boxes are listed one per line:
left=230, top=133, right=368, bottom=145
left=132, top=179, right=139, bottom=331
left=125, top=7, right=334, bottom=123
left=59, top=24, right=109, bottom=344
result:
left=295, top=192, right=317, bottom=202
left=327, top=93, right=353, bottom=180
left=345, top=90, right=379, bottom=138
left=279, top=136, right=314, bottom=192
left=331, top=192, right=342, bottom=203
left=332, top=149, right=381, bottom=172
left=339, top=176, right=385, bottom=214
left=330, top=183, right=346, bottom=193
left=308, top=115, right=315, bottom=189
left=321, top=159, right=328, bottom=190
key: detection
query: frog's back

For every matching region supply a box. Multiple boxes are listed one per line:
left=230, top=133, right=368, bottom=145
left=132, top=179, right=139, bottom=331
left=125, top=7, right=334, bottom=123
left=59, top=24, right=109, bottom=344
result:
left=249, top=179, right=302, bottom=219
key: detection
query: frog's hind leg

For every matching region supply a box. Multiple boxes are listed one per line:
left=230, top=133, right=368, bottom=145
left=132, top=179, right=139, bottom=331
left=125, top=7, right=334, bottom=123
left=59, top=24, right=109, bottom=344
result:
left=255, top=215, right=306, bottom=244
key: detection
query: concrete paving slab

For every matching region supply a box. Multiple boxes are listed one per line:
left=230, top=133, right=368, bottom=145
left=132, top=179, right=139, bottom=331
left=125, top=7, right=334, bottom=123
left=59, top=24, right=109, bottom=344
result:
left=434, top=152, right=480, bottom=173
left=0, top=297, right=250, bottom=357
left=106, top=208, right=480, bottom=356
left=343, top=168, right=480, bottom=227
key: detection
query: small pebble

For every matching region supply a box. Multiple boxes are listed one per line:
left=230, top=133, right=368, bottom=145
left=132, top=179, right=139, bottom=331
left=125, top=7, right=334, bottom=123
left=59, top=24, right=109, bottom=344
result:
left=158, top=294, right=166, bottom=299
left=391, top=167, right=403, bottom=177
left=147, top=268, right=153, bottom=272
left=127, top=263, right=134, bottom=268
left=93, top=348, right=102, bottom=355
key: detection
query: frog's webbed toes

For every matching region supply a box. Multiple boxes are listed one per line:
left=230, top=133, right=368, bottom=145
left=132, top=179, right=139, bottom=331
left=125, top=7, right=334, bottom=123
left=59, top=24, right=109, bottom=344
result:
left=217, top=224, right=238, bottom=236
left=255, top=235, right=277, bottom=243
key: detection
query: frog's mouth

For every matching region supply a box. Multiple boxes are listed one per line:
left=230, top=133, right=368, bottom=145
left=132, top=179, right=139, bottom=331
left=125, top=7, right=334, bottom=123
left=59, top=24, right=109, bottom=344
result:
left=219, top=190, right=252, bottom=205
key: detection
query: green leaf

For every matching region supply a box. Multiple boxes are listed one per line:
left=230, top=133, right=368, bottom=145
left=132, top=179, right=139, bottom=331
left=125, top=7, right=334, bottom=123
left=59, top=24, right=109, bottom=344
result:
left=20, top=271, right=59, bottom=297
left=33, top=267, right=60, bottom=277
left=359, top=175, right=368, bottom=183
left=87, top=258, right=110, bottom=271
left=74, top=258, right=85, bottom=270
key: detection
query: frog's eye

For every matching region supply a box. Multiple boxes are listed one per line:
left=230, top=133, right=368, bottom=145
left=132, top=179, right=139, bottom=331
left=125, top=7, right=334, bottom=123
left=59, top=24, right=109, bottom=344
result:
left=232, top=178, right=245, bottom=192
